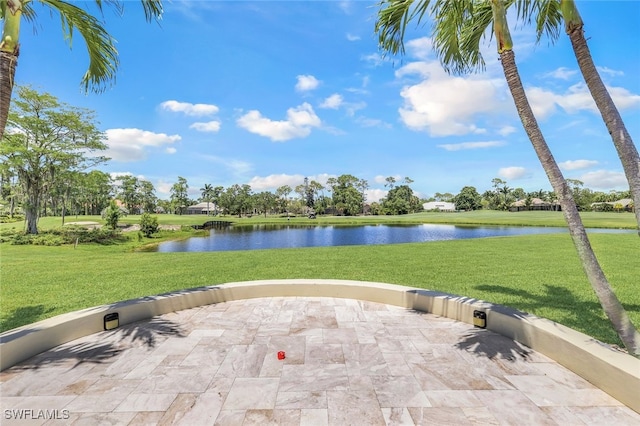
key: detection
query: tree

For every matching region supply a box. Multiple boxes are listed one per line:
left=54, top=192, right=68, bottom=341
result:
left=517, top=0, right=640, bottom=233
left=103, top=200, right=120, bottom=230
left=200, top=183, right=213, bottom=216
left=491, top=178, right=512, bottom=210
left=139, top=179, right=156, bottom=213
left=375, top=0, right=639, bottom=354
left=276, top=185, right=292, bottom=214
left=357, top=179, right=369, bottom=214
left=220, top=184, right=253, bottom=217
left=329, top=174, right=364, bottom=216
left=0, top=86, right=107, bottom=234
left=384, top=176, right=396, bottom=190
left=170, top=176, right=189, bottom=215
left=118, top=175, right=141, bottom=214
left=0, top=0, right=163, bottom=139
left=72, top=170, right=112, bottom=215
left=382, top=184, right=420, bottom=215
left=453, top=186, right=481, bottom=211
left=253, top=191, right=278, bottom=217
left=139, top=212, right=159, bottom=237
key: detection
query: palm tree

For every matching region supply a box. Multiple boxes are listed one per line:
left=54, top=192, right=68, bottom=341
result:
left=375, top=0, right=639, bottom=355
left=200, top=183, right=213, bottom=216
left=515, top=0, right=640, bottom=235
left=0, top=0, right=163, bottom=139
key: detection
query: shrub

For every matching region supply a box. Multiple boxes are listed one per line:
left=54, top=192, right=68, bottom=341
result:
left=140, top=213, right=159, bottom=237
left=31, top=234, right=65, bottom=246
left=103, top=201, right=121, bottom=230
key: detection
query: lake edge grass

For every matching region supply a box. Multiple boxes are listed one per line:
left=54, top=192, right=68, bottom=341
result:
left=2, top=210, right=638, bottom=231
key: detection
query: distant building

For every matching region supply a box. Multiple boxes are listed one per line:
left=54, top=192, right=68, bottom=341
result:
left=186, top=202, right=217, bottom=215
left=510, top=198, right=560, bottom=212
left=591, top=198, right=634, bottom=212
left=422, top=201, right=456, bottom=212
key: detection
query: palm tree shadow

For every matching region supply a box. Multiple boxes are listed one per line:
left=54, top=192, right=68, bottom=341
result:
left=113, top=316, right=187, bottom=348
left=1, top=305, right=56, bottom=332
left=473, top=283, right=640, bottom=345
left=9, top=316, right=186, bottom=371
left=454, top=328, right=532, bottom=362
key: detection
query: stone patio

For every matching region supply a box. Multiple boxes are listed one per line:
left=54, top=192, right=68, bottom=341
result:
left=1, top=297, right=639, bottom=425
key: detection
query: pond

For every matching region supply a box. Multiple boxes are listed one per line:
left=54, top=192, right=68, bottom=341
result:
left=151, top=223, right=624, bottom=253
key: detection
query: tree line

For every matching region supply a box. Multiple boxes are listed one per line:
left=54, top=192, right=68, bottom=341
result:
left=0, top=86, right=632, bottom=233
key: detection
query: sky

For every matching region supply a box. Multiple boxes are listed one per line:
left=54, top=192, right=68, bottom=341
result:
left=13, top=0, right=640, bottom=202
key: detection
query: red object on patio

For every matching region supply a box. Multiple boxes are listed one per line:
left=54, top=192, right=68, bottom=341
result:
left=277, top=351, right=286, bottom=360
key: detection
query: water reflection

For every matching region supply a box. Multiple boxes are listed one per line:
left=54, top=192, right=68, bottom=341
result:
left=153, top=223, right=598, bottom=253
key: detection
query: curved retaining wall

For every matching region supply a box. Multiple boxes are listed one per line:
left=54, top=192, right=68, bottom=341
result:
left=1, top=279, right=638, bottom=413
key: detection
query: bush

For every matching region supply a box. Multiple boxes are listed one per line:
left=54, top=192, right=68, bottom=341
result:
left=31, top=234, right=65, bottom=246
left=103, top=201, right=121, bottom=230
left=140, top=213, right=159, bottom=237
left=1, top=227, right=125, bottom=246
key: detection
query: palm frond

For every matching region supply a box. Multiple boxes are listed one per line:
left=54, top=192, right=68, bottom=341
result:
left=40, top=0, right=119, bottom=93
left=458, top=0, right=494, bottom=72
left=375, top=0, right=427, bottom=57
left=140, top=0, right=163, bottom=22
left=515, top=0, right=561, bottom=44
left=431, top=0, right=484, bottom=75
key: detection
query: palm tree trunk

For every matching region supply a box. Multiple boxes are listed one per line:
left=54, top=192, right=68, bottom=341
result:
left=563, top=16, right=640, bottom=235
left=501, top=49, right=639, bottom=356
left=0, top=51, right=18, bottom=140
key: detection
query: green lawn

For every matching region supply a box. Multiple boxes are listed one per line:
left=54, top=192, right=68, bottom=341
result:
left=2, top=210, right=638, bottom=230
left=2, top=214, right=639, bottom=349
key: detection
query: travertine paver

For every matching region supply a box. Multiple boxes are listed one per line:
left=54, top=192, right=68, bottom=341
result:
left=1, top=297, right=639, bottom=425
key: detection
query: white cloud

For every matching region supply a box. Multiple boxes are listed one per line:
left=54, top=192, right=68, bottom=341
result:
left=155, top=180, right=173, bottom=198
left=201, top=155, right=252, bottom=175
left=437, top=141, right=506, bottom=151
left=105, top=128, right=181, bottom=162
left=249, top=174, right=305, bottom=190
left=596, top=66, right=624, bottom=77
left=559, top=159, right=598, bottom=171
left=160, top=100, right=219, bottom=116
left=361, top=53, right=384, bottom=67
left=345, top=101, right=367, bottom=117
left=498, top=125, right=517, bottom=136
left=320, top=94, right=344, bottom=109
left=406, top=37, right=433, bottom=60
left=523, top=87, right=559, bottom=119
left=579, top=170, right=628, bottom=189
left=236, top=103, right=321, bottom=141
left=355, top=117, right=392, bottom=129
left=338, top=0, right=352, bottom=14
left=249, top=173, right=338, bottom=191
left=295, top=75, right=320, bottom=92
left=543, top=67, right=578, bottom=80
left=346, top=33, right=360, bottom=41
left=189, top=120, right=221, bottom=132
left=527, top=82, right=640, bottom=119
left=395, top=61, right=505, bottom=136
left=366, top=188, right=388, bottom=203
left=166, top=147, right=177, bottom=154
left=499, top=166, right=528, bottom=180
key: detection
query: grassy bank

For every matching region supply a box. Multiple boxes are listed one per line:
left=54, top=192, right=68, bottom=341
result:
left=2, top=230, right=638, bottom=348
left=1, top=210, right=638, bottom=230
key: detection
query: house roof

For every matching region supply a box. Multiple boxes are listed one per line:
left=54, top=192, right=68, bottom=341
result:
left=187, top=202, right=217, bottom=209
left=591, top=198, right=633, bottom=207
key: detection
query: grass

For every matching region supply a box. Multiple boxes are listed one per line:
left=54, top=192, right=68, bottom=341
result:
left=1, top=213, right=639, bottom=349
left=2, top=210, right=638, bottom=230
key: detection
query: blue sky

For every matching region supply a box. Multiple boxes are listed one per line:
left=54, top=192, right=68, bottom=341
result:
left=14, top=0, right=640, bottom=201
